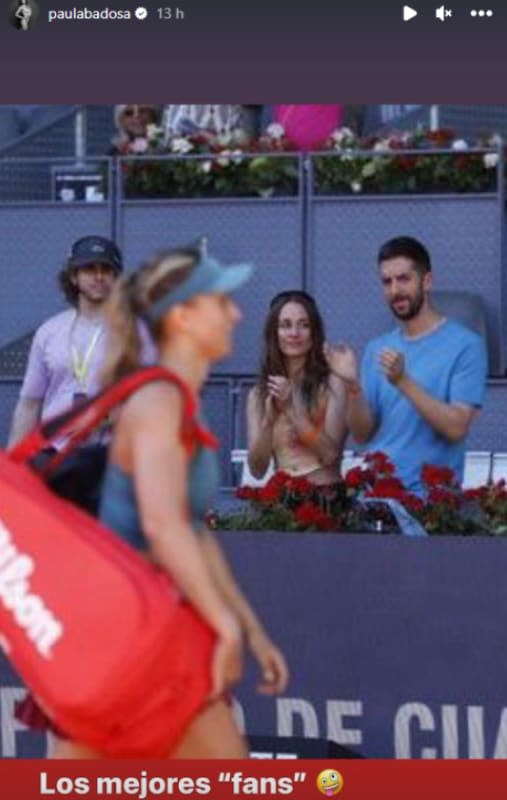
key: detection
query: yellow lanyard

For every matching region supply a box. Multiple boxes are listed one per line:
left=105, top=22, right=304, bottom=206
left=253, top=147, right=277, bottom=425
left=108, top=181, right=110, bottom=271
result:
left=70, top=315, right=103, bottom=389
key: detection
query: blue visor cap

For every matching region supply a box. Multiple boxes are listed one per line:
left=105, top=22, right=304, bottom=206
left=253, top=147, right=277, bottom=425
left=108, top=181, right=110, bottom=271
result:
left=145, top=256, right=254, bottom=324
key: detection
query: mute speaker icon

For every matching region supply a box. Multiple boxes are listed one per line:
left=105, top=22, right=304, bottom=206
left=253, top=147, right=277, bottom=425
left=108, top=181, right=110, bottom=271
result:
left=435, top=5, right=452, bottom=19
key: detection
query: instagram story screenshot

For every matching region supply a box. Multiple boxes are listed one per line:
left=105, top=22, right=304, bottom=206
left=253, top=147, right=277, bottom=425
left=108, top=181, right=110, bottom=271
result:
left=0, top=1, right=507, bottom=798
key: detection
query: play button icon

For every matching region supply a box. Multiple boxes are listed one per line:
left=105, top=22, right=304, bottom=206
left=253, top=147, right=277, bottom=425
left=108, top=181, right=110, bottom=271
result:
left=403, top=5, right=418, bottom=20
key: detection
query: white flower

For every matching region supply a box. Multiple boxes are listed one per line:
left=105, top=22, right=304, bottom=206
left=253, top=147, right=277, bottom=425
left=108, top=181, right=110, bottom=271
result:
left=130, top=137, right=148, bottom=154
left=201, top=160, right=213, bottom=173
left=483, top=152, right=499, bottom=169
left=351, top=181, right=362, bottom=193
left=215, top=148, right=244, bottom=166
left=452, top=139, right=468, bottom=151
left=217, top=131, right=234, bottom=148
left=217, top=150, right=232, bottom=167
left=170, top=136, right=194, bottom=154
left=266, top=123, right=285, bottom=140
left=373, top=139, right=392, bottom=152
left=146, top=124, right=164, bottom=142
left=330, top=127, right=356, bottom=151
left=146, top=123, right=164, bottom=139
left=230, top=128, right=249, bottom=146
left=341, top=126, right=355, bottom=139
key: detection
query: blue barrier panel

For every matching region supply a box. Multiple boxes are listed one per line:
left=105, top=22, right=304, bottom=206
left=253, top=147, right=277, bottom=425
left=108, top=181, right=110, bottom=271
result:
left=116, top=155, right=305, bottom=375
left=467, top=381, right=507, bottom=451
left=2, top=532, right=507, bottom=758
left=0, top=158, right=114, bottom=347
left=0, top=153, right=505, bottom=374
left=202, top=378, right=236, bottom=485
left=0, top=205, right=113, bottom=346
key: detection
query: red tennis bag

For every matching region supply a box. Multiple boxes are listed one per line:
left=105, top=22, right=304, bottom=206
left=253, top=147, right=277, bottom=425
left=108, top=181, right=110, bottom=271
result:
left=0, top=367, right=216, bottom=756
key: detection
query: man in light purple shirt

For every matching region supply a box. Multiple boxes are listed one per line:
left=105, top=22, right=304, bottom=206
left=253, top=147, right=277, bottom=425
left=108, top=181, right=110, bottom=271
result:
left=8, top=235, right=156, bottom=445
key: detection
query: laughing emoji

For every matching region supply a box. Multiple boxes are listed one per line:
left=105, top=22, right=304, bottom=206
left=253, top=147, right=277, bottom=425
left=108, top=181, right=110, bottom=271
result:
left=316, top=768, right=343, bottom=796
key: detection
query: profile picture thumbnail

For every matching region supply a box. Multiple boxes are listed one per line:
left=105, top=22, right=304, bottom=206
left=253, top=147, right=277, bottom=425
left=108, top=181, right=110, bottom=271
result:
left=9, top=0, right=39, bottom=31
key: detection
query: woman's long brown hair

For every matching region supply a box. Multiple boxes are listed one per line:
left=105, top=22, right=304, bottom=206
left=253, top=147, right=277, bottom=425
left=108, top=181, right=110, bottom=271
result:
left=256, top=291, right=330, bottom=413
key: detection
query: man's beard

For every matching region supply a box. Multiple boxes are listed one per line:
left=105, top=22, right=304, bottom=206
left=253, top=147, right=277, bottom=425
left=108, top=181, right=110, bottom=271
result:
left=79, top=288, right=111, bottom=305
left=390, top=289, right=425, bottom=321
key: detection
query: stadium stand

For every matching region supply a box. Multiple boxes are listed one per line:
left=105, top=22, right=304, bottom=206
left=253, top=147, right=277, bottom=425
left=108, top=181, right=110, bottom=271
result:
left=1, top=104, right=507, bottom=489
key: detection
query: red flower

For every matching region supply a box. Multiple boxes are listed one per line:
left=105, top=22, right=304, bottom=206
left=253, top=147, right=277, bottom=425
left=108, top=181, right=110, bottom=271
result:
left=426, top=128, right=455, bottom=146
left=366, top=476, right=406, bottom=501
left=189, top=133, right=210, bottom=147
left=402, top=493, right=425, bottom=515
left=294, top=502, right=321, bottom=526
left=239, top=471, right=290, bottom=505
left=286, top=475, right=313, bottom=495
left=313, top=510, right=337, bottom=532
left=235, top=486, right=259, bottom=501
left=345, top=466, right=374, bottom=489
left=421, top=464, right=456, bottom=488
left=364, top=451, right=396, bottom=476
left=258, top=484, right=281, bottom=503
left=427, top=487, right=459, bottom=508
left=464, top=487, right=487, bottom=502
left=294, top=502, right=336, bottom=531
left=267, top=471, right=291, bottom=491
left=396, top=155, right=417, bottom=171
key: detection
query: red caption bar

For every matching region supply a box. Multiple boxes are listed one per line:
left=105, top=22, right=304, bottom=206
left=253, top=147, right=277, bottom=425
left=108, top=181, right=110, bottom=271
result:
left=1, top=760, right=507, bottom=800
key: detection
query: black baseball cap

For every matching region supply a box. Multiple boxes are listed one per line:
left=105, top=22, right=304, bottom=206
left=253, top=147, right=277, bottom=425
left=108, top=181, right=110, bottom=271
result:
left=69, top=236, right=123, bottom=272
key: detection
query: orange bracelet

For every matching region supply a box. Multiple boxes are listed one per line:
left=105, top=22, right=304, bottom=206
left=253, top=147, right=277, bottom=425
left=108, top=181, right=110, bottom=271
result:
left=347, top=381, right=362, bottom=397
left=298, top=426, right=320, bottom=447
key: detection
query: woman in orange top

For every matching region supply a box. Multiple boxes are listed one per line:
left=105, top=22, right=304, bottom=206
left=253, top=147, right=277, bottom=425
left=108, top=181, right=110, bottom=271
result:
left=247, top=291, right=347, bottom=485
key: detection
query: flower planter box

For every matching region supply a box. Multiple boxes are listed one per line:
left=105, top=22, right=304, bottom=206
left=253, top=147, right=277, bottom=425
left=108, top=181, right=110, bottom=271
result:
left=120, top=153, right=300, bottom=200
left=312, top=149, right=498, bottom=196
left=117, top=195, right=305, bottom=375
left=217, top=459, right=507, bottom=536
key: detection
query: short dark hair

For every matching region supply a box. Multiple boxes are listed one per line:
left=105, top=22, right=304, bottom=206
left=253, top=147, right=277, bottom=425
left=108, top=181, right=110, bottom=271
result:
left=377, top=236, right=432, bottom=275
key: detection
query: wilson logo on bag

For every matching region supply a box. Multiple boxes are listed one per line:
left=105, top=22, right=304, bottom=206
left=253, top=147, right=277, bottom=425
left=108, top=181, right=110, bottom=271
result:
left=0, top=518, right=64, bottom=658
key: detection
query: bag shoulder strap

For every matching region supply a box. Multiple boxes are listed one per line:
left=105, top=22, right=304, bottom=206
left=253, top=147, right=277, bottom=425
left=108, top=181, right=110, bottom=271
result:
left=9, top=367, right=218, bottom=474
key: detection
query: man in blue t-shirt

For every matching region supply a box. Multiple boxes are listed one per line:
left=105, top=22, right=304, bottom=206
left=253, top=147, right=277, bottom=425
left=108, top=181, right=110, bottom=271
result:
left=327, top=236, right=487, bottom=493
